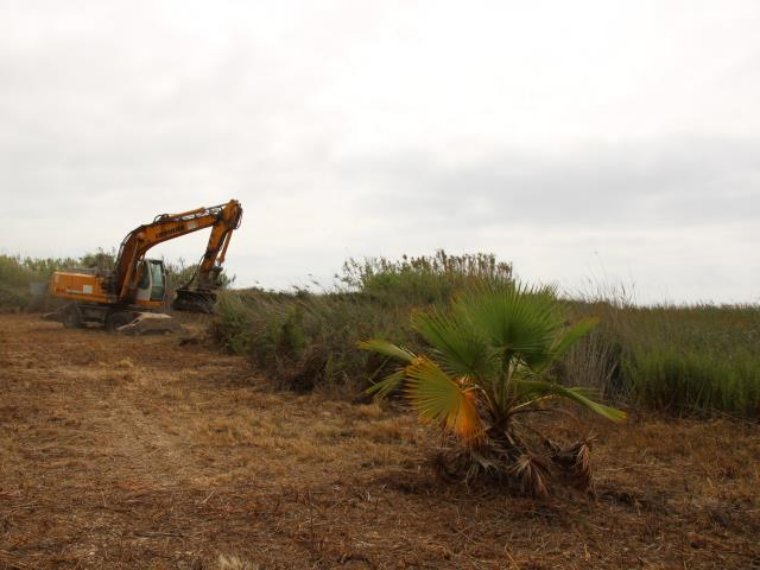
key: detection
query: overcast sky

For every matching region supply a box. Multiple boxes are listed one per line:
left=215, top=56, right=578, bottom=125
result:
left=1, top=0, right=759, bottom=304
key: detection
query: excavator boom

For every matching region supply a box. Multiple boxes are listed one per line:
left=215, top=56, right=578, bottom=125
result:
left=112, top=200, right=243, bottom=312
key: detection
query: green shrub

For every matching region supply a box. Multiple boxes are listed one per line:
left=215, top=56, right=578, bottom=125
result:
left=212, top=252, right=514, bottom=393
left=0, top=255, right=52, bottom=311
left=340, top=250, right=512, bottom=306
left=212, top=289, right=415, bottom=393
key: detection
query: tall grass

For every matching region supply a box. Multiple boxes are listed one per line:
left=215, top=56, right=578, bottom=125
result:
left=561, top=302, right=760, bottom=418
left=617, top=305, right=760, bottom=417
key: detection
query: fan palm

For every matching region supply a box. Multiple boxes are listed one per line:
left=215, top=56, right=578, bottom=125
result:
left=359, top=283, right=626, bottom=496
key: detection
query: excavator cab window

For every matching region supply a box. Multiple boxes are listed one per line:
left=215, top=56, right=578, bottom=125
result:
left=148, top=260, right=166, bottom=302
left=137, top=261, right=150, bottom=290
left=134, top=259, right=166, bottom=303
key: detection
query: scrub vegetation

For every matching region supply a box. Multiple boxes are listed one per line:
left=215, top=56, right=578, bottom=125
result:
left=211, top=251, right=760, bottom=420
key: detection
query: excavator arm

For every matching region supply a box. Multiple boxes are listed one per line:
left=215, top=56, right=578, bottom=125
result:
left=111, top=199, right=243, bottom=311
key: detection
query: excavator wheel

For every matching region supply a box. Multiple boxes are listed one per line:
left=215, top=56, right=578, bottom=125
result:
left=105, top=310, right=137, bottom=332
left=172, top=289, right=217, bottom=314
left=62, top=304, right=84, bottom=329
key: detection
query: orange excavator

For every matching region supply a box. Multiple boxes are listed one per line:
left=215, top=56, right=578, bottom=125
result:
left=48, top=199, right=243, bottom=330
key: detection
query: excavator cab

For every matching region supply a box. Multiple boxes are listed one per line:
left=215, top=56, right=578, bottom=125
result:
left=135, top=259, right=167, bottom=304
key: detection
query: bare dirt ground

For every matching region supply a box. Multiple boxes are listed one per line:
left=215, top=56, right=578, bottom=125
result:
left=0, top=313, right=758, bottom=569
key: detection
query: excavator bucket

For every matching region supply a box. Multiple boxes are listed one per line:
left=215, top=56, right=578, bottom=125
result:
left=172, top=288, right=217, bottom=313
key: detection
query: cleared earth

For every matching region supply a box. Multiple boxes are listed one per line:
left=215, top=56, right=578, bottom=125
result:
left=0, top=313, right=758, bottom=569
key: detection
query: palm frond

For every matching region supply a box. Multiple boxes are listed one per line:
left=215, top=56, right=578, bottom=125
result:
left=511, top=453, right=551, bottom=498
left=456, top=284, right=565, bottom=371
left=543, top=317, right=599, bottom=369
left=411, top=309, right=497, bottom=382
left=547, top=439, right=593, bottom=491
left=404, top=357, right=484, bottom=443
left=365, top=369, right=405, bottom=399
left=513, top=379, right=628, bottom=423
left=357, top=339, right=415, bottom=363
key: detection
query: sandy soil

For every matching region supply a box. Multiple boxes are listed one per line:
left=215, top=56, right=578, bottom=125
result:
left=0, top=313, right=758, bottom=569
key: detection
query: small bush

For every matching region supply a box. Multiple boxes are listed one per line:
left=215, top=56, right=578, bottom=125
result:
left=212, top=289, right=414, bottom=393
left=359, top=283, right=626, bottom=495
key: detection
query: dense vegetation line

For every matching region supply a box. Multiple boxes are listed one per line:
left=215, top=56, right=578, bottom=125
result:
left=2, top=250, right=758, bottom=418
left=211, top=251, right=760, bottom=419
